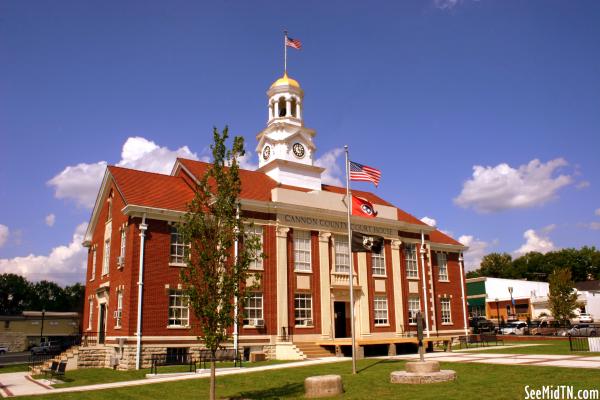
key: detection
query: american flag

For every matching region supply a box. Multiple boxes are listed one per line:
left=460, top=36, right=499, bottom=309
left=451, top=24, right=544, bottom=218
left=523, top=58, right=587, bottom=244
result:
left=285, top=36, right=302, bottom=50
left=350, top=161, right=381, bottom=187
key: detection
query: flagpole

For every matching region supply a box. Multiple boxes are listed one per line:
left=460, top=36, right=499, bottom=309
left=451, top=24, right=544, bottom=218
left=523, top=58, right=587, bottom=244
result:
left=344, top=145, right=357, bottom=375
left=284, top=30, right=288, bottom=74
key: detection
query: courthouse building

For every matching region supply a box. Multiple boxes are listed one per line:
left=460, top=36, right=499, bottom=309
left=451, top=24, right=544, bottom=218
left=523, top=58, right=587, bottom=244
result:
left=82, top=72, right=469, bottom=369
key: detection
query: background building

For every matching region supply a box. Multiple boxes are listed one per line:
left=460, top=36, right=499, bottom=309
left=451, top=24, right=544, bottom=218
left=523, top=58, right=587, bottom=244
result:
left=0, top=311, right=80, bottom=352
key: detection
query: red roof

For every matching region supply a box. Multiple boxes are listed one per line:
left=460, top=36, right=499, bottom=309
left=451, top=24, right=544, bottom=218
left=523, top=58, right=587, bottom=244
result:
left=107, top=159, right=461, bottom=247
left=429, top=229, right=463, bottom=246
left=109, top=166, right=194, bottom=211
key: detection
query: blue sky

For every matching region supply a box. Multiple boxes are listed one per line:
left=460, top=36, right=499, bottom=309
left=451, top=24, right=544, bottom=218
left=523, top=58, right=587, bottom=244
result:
left=1, top=0, right=599, bottom=284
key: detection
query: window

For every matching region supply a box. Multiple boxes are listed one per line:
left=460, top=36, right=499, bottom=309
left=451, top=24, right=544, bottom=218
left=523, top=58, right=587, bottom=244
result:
left=404, top=243, right=418, bottom=279
left=88, top=299, right=93, bottom=330
left=246, top=225, right=263, bottom=270
left=102, top=240, right=110, bottom=275
left=106, top=198, right=112, bottom=222
left=168, top=289, right=189, bottom=327
left=374, top=296, right=389, bottom=325
left=170, top=226, right=188, bottom=264
left=408, top=296, right=420, bottom=325
left=91, top=248, right=97, bottom=280
left=437, top=253, right=448, bottom=281
left=294, top=293, right=313, bottom=326
left=334, top=235, right=350, bottom=273
left=244, top=292, right=263, bottom=325
left=166, top=347, right=188, bottom=363
left=441, top=298, right=452, bottom=324
left=118, top=228, right=127, bottom=265
left=115, top=290, right=123, bottom=327
left=372, top=245, right=386, bottom=276
left=293, top=230, right=312, bottom=272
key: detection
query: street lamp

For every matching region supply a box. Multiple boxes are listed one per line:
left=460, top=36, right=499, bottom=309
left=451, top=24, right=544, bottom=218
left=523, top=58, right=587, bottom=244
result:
left=39, top=308, right=46, bottom=345
left=495, top=298, right=500, bottom=329
left=508, top=287, right=514, bottom=320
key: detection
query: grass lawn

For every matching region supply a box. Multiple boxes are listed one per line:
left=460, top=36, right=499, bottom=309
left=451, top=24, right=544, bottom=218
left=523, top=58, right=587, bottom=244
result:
left=46, top=360, right=296, bottom=388
left=0, top=363, right=29, bottom=374
left=456, top=339, right=600, bottom=356
left=19, top=359, right=600, bottom=400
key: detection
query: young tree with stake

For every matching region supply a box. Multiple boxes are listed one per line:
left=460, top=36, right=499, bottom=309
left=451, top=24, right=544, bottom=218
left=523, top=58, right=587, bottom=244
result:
left=178, top=127, right=262, bottom=400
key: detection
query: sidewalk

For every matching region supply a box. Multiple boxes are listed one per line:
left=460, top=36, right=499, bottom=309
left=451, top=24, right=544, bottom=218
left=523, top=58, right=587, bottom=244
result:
left=0, top=357, right=347, bottom=398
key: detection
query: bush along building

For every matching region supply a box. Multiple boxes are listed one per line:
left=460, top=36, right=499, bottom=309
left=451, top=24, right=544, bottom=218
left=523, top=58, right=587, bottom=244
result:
left=81, top=72, right=469, bottom=370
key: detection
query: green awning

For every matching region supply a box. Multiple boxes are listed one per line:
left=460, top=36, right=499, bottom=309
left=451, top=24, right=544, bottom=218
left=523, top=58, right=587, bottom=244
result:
left=467, top=297, right=486, bottom=307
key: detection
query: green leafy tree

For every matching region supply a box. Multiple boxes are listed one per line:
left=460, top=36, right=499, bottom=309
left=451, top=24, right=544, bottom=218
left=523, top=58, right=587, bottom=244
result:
left=548, top=267, right=580, bottom=324
left=63, top=283, right=86, bottom=313
left=0, top=274, right=32, bottom=315
left=478, top=253, right=513, bottom=278
left=29, top=280, right=66, bottom=311
left=178, top=127, right=262, bottom=400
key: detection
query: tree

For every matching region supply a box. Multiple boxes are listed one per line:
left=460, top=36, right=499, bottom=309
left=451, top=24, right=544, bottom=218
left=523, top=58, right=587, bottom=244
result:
left=478, top=253, right=513, bottom=278
left=178, top=127, right=262, bottom=400
left=0, top=274, right=31, bottom=315
left=548, top=267, right=580, bottom=324
left=28, top=281, right=66, bottom=311
left=63, top=283, right=86, bottom=313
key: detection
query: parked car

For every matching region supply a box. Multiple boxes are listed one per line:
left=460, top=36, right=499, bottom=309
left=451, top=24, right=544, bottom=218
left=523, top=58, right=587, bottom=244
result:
left=0, top=346, right=8, bottom=354
left=578, top=313, right=594, bottom=323
left=530, top=319, right=571, bottom=336
left=30, top=341, right=61, bottom=355
left=568, top=324, right=597, bottom=337
left=470, top=316, right=496, bottom=334
left=500, top=321, right=529, bottom=335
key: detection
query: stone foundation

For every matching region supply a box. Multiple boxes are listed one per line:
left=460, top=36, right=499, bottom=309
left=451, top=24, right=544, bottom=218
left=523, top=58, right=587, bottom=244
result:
left=390, top=361, right=456, bottom=384
left=0, top=332, right=27, bottom=352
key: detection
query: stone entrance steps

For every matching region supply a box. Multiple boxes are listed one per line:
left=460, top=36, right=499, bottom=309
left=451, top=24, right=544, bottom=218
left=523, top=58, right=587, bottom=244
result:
left=31, top=346, right=80, bottom=374
left=293, top=342, right=335, bottom=359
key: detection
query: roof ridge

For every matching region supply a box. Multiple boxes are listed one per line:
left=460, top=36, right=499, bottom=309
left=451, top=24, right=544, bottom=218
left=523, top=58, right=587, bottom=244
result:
left=109, top=165, right=180, bottom=178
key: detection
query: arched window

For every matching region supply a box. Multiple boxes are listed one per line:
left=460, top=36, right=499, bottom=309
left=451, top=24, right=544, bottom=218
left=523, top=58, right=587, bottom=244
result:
left=278, top=97, right=286, bottom=117
left=290, top=98, right=297, bottom=117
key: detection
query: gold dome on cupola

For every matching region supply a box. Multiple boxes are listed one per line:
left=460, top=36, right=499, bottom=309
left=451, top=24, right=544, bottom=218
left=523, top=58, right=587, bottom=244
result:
left=270, top=72, right=300, bottom=89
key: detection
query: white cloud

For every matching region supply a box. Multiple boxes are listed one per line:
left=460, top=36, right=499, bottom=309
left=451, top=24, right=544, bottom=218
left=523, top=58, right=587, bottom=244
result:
left=237, top=153, right=258, bottom=170
left=0, top=224, right=9, bottom=248
left=514, top=227, right=556, bottom=255
left=576, top=181, right=590, bottom=190
left=420, top=216, right=437, bottom=227
left=595, top=208, right=600, bottom=217
left=588, top=222, right=600, bottom=230
left=458, top=235, right=490, bottom=271
left=315, top=148, right=344, bottom=186
left=0, top=223, right=88, bottom=285
left=434, top=0, right=461, bottom=9
left=48, top=137, right=199, bottom=209
left=45, top=214, right=56, bottom=227
left=454, top=158, right=573, bottom=213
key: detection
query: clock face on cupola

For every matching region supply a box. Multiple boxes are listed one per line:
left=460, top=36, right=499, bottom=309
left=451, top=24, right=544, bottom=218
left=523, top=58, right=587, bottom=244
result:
left=292, top=142, right=305, bottom=158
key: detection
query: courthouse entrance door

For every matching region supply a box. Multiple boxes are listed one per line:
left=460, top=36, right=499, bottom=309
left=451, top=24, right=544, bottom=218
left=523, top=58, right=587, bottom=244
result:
left=98, top=304, right=106, bottom=344
left=334, top=301, right=350, bottom=338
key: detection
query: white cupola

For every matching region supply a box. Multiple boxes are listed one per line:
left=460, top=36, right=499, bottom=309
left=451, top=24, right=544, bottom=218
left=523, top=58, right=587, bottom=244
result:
left=256, top=73, right=323, bottom=190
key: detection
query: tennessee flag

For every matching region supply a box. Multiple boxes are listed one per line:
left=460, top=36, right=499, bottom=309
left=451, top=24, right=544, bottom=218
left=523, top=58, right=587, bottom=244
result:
left=352, top=195, right=377, bottom=218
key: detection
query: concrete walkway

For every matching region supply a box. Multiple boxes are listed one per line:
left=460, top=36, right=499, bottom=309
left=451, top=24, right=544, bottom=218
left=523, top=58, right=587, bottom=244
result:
left=0, top=357, right=347, bottom=398
left=390, top=351, right=600, bottom=369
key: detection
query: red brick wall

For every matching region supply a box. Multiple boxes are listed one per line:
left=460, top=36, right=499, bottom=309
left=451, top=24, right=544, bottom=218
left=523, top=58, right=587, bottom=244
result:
left=366, top=241, right=395, bottom=333
left=431, top=251, right=467, bottom=332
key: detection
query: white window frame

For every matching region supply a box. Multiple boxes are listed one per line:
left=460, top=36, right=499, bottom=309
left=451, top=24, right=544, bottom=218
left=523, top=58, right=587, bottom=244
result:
left=334, top=235, right=350, bottom=273
left=405, top=243, right=418, bottom=279
left=294, top=293, right=313, bottom=326
left=441, top=298, right=452, bottom=324
left=374, top=295, right=389, bottom=325
left=87, top=299, right=93, bottom=330
left=293, top=230, right=312, bottom=272
left=244, top=292, right=263, bottom=325
left=115, top=290, right=123, bottom=328
left=91, top=248, right=97, bottom=280
left=246, top=225, right=263, bottom=270
left=102, top=239, right=110, bottom=276
left=437, top=252, right=448, bottom=281
left=118, top=228, right=127, bottom=265
left=169, top=226, right=188, bottom=265
left=168, top=289, right=189, bottom=327
left=408, top=296, right=421, bottom=325
left=372, top=245, right=386, bottom=277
